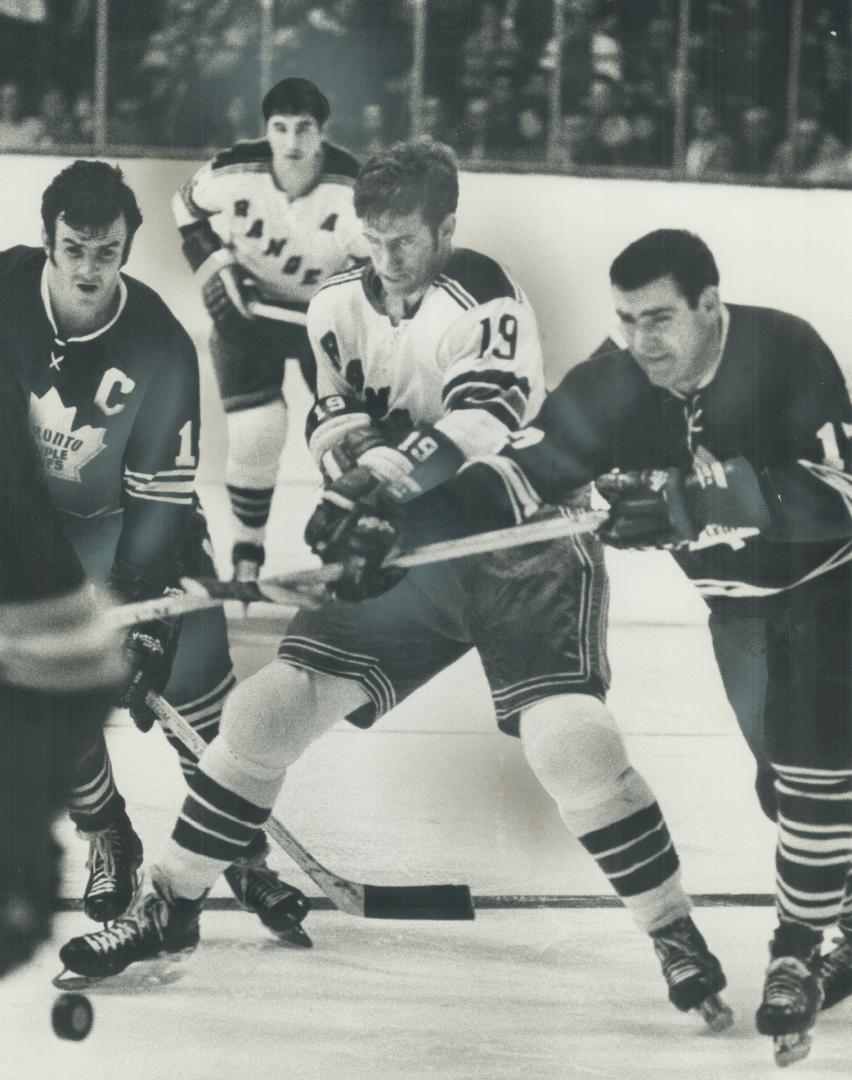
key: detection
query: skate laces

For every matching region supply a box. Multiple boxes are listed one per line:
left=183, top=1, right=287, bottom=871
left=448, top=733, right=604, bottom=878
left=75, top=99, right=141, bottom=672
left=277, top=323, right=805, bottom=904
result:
left=82, top=913, right=145, bottom=956
left=763, top=957, right=813, bottom=1010
left=246, top=866, right=295, bottom=905
left=83, top=827, right=119, bottom=894
left=653, top=920, right=705, bottom=984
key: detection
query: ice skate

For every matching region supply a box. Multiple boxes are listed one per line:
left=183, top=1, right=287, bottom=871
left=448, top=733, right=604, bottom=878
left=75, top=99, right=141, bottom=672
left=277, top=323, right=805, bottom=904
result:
left=820, top=931, right=852, bottom=1010
left=232, top=541, right=265, bottom=583
left=56, top=872, right=203, bottom=986
left=224, top=854, right=312, bottom=947
left=651, top=915, right=733, bottom=1031
left=756, top=922, right=823, bottom=1067
left=80, top=812, right=144, bottom=925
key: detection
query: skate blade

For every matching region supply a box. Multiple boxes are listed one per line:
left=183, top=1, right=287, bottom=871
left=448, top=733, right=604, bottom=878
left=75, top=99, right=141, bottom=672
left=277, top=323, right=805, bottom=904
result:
left=273, top=923, right=313, bottom=948
left=697, top=994, right=734, bottom=1033
left=773, top=1031, right=812, bottom=1067
left=53, top=968, right=104, bottom=991
left=52, top=950, right=195, bottom=993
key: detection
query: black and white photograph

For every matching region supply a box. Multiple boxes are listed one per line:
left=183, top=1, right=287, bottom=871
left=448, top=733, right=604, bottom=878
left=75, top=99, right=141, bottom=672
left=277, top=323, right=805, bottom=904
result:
left=0, top=2, right=850, bottom=1077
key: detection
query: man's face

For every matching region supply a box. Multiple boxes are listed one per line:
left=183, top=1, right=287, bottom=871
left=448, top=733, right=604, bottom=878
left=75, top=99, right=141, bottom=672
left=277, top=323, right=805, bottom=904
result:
left=45, top=214, right=128, bottom=314
left=362, top=209, right=450, bottom=299
left=266, top=112, right=323, bottom=164
left=612, top=275, right=721, bottom=395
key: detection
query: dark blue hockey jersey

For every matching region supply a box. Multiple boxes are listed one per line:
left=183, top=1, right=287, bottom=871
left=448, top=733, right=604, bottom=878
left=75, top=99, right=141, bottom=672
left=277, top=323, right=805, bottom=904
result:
left=427, top=303, right=852, bottom=602
left=0, top=246, right=200, bottom=596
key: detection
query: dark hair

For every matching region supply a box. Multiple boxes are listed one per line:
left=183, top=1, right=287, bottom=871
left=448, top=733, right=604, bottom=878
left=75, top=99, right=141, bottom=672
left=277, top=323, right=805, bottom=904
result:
left=41, top=160, right=142, bottom=260
left=609, top=229, right=719, bottom=308
left=354, top=138, right=459, bottom=235
left=262, top=77, right=329, bottom=125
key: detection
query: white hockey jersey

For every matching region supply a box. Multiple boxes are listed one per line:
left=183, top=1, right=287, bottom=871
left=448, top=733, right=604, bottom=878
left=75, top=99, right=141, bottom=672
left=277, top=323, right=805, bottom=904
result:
left=173, top=140, right=367, bottom=307
left=306, top=250, right=546, bottom=462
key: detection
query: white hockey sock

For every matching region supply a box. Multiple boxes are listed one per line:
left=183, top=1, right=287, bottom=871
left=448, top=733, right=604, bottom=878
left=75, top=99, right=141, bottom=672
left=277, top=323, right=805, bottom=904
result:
left=521, top=695, right=691, bottom=934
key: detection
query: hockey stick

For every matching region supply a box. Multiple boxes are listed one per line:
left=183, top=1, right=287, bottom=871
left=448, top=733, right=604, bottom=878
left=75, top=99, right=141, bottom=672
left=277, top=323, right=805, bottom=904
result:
left=180, top=510, right=610, bottom=605
left=247, top=300, right=308, bottom=325
left=145, top=691, right=474, bottom=921
left=103, top=511, right=608, bottom=626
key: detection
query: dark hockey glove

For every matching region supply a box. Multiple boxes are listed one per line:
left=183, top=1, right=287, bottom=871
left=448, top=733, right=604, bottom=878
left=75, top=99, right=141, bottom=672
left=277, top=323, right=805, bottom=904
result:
left=304, top=466, right=405, bottom=602
left=199, top=255, right=259, bottom=336
left=115, top=605, right=181, bottom=732
left=595, top=457, right=771, bottom=549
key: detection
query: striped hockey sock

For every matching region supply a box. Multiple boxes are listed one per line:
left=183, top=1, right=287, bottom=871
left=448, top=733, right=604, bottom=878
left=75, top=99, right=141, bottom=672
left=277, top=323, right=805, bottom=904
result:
left=162, top=767, right=272, bottom=899
left=67, top=730, right=125, bottom=832
left=579, top=801, right=682, bottom=910
left=774, top=764, right=852, bottom=930
left=227, top=484, right=274, bottom=543
left=165, top=671, right=237, bottom=781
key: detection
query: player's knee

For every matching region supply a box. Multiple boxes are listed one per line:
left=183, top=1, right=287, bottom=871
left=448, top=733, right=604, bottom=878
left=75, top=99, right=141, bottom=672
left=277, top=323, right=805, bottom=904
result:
left=521, top=694, right=626, bottom=804
left=520, top=694, right=651, bottom=826
left=219, top=661, right=341, bottom=771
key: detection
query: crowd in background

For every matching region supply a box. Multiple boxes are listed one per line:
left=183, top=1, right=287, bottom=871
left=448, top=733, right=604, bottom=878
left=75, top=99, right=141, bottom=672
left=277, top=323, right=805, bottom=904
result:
left=1, top=0, right=851, bottom=183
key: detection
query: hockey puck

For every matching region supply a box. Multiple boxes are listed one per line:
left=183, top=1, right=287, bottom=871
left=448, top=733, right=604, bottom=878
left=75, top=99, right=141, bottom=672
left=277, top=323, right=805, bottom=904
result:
left=51, top=993, right=93, bottom=1041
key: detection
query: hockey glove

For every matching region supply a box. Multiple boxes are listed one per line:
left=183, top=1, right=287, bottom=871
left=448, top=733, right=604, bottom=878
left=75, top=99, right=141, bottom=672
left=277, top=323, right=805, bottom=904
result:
left=198, top=252, right=259, bottom=337
left=115, top=603, right=181, bottom=732
left=304, top=466, right=405, bottom=602
left=595, top=457, right=771, bottom=549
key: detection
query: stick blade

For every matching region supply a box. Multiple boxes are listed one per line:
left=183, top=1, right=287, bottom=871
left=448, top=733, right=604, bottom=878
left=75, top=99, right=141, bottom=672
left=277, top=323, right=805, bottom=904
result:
left=362, top=884, right=474, bottom=920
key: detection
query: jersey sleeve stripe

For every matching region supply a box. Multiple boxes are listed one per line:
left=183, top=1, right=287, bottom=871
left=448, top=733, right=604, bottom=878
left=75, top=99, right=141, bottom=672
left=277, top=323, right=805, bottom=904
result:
left=448, top=397, right=524, bottom=431
left=124, top=468, right=195, bottom=480
left=124, top=489, right=194, bottom=506
left=445, top=386, right=527, bottom=427
left=443, top=368, right=531, bottom=398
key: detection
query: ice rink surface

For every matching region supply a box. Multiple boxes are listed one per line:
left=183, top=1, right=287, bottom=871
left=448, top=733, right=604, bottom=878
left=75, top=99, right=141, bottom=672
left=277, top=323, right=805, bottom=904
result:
left=2, top=384, right=849, bottom=1078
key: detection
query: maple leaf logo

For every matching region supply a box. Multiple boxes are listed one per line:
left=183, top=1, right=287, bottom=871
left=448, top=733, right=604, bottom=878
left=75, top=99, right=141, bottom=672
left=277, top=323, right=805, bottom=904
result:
left=29, top=386, right=107, bottom=482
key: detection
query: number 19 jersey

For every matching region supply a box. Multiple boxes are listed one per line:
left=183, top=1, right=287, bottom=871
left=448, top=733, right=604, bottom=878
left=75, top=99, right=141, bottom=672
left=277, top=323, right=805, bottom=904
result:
left=307, top=248, right=546, bottom=457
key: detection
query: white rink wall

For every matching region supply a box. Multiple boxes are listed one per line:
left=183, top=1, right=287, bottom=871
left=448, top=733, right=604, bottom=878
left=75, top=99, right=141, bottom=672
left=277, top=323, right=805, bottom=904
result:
left=1, top=154, right=849, bottom=627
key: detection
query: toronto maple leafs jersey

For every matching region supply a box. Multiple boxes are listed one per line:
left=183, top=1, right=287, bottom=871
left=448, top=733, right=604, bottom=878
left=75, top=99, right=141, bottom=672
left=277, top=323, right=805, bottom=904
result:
left=435, top=303, right=852, bottom=604
left=0, top=246, right=199, bottom=595
left=0, top=354, right=86, bottom=604
left=173, top=140, right=366, bottom=308
left=306, top=250, right=545, bottom=464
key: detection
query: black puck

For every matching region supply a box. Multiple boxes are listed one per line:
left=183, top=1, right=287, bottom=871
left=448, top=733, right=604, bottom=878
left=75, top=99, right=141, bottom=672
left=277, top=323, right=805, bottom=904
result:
left=52, top=992, right=94, bottom=1041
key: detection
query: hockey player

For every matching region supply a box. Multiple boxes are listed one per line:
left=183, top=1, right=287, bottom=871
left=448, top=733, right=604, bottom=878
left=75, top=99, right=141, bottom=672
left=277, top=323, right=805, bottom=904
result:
left=173, top=76, right=366, bottom=581
left=370, top=229, right=849, bottom=1064
left=0, top=356, right=124, bottom=978
left=0, top=161, right=307, bottom=944
left=60, top=143, right=732, bottom=1033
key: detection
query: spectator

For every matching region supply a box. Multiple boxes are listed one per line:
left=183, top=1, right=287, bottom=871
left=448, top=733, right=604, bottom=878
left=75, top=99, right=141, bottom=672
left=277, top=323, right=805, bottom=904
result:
left=738, top=105, right=778, bottom=176
left=770, top=114, right=846, bottom=180
left=109, top=97, right=151, bottom=146
left=352, top=102, right=387, bottom=156
left=551, top=113, right=595, bottom=168
left=418, top=95, right=445, bottom=140
left=512, top=104, right=548, bottom=162
left=583, top=75, right=633, bottom=165
left=629, top=109, right=669, bottom=168
left=34, top=88, right=81, bottom=146
left=539, top=0, right=622, bottom=114
left=685, top=102, right=736, bottom=176
left=459, top=2, right=524, bottom=98
left=0, top=81, right=41, bottom=149
left=454, top=95, right=491, bottom=161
